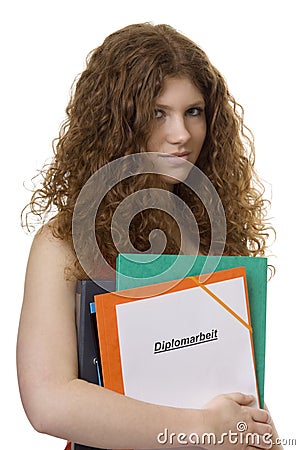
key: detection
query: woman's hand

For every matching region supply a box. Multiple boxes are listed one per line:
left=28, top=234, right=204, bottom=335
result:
left=201, top=393, right=272, bottom=449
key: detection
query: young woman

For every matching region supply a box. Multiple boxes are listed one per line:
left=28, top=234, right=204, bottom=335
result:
left=17, top=23, right=282, bottom=449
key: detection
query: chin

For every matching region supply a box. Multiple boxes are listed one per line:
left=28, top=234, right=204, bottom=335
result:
left=160, top=175, right=182, bottom=191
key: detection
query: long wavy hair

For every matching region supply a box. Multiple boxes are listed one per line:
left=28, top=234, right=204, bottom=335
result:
left=22, top=23, right=273, bottom=279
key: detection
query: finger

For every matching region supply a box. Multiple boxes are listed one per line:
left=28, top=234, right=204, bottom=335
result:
left=252, top=422, right=273, bottom=436
left=247, top=437, right=273, bottom=450
left=247, top=445, right=272, bottom=450
left=246, top=423, right=273, bottom=449
left=252, top=408, right=270, bottom=423
left=225, top=392, right=255, bottom=405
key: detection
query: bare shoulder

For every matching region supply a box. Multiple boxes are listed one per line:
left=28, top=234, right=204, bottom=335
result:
left=22, top=221, right=78, bottom=320
left=26, top=222, right=76, bottom=286
left=30, top=222, right=75, bottom=264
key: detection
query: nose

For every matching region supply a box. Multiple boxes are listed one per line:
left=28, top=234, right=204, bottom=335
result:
left=166, top=115, right=191, bottom=145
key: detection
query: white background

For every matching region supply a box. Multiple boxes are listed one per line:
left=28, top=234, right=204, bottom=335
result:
left=1, top=0, right=298, bottom=448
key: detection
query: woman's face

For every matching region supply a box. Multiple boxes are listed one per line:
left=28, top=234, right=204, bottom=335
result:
left=147, top=76, right=207, bottom=188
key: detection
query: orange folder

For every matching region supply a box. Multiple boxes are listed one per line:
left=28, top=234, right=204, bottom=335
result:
left=95, top=266, right=259, bottom=407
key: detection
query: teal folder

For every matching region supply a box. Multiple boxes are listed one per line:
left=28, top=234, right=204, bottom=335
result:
left=116, top=254, right=267, bottom=407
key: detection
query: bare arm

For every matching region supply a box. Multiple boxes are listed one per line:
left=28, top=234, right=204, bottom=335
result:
left=16, top=225, right=272, bottom=449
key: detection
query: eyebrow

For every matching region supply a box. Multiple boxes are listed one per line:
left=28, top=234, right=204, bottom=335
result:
left=155, top=100, right=206, bottom=110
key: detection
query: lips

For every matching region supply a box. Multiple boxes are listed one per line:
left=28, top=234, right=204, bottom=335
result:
left=161, top=151, right=191, bottom=158
left=171, top=151, right=191, bottom=157
left=157, top=151, right=192, bottom=166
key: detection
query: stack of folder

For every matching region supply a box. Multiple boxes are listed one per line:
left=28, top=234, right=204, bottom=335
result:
left=73, top=254, right=267, bottom=450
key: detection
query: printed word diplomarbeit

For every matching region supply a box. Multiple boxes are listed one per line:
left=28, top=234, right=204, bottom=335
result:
left=153, top=329, right=218, bottom=354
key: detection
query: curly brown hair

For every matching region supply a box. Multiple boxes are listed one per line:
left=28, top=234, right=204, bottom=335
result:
left=22, top=23, right=272, bottom=279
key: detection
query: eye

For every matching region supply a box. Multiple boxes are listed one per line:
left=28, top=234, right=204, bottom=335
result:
left=186, top=107, right=204, bottom=117
left=154, top=109, right=164, bottom=119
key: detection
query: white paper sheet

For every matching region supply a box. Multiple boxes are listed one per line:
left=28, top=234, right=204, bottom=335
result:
left=116, top=276, right=258, bottom=409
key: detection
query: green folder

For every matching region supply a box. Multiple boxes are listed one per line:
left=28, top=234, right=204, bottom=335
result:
left=116, top=253, right=267, bottom=408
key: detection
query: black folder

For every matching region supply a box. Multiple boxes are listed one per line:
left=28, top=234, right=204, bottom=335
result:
left=73, top=279, right=115, bottom=450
